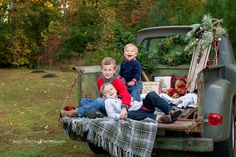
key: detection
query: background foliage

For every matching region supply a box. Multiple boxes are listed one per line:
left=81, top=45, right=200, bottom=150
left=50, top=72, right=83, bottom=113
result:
left=0, top=0, right=235, bottom=68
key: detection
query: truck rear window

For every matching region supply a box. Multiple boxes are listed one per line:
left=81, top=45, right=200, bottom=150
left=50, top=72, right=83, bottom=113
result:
left=139, top=34, right=192, bottom=66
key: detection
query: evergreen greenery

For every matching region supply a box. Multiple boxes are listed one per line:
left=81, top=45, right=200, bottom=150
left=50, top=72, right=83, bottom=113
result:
left=185, top=15, right=226, bottom=53
left=137, top=45, right=157, bottom=74
left=0, top=1, right=235, bottom=68
left=156, top=34, right=191, bottom=66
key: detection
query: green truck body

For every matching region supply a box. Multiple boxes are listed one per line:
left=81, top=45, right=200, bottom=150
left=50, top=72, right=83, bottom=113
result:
left=73, top=26, right=236, bottom=157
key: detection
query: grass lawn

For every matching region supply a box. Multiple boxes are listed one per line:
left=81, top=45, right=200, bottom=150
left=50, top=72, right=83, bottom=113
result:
left=0, top=68, right=104, bottom=157
left=0, top=69, right=234, bottom=157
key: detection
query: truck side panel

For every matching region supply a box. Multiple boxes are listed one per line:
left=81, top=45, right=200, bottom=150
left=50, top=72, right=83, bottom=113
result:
left=203, top=67, right=234, bottom=142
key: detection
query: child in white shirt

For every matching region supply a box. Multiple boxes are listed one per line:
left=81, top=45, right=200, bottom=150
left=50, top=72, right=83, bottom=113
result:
left=101, top=83, right=182, bottom=123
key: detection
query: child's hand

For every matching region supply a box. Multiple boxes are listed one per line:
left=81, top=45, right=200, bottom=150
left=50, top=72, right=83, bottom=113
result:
left=120, top=108, right=128, bottom=120
left=127, top=80, right=135, bottom=86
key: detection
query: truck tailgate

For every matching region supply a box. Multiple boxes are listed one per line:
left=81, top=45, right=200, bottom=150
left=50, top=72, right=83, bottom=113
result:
left=158, top=119, right=201, bottom=133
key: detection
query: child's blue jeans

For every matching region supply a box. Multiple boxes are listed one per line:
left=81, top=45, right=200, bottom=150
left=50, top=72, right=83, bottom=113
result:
left=128, top=91, right=174, bottom=120
left=128, top=110, right=156, bottom=120
left=142, top=91, right=173, bottom=114
left=75, top=98, right=105, bottom=117
left=127, top=80, right=142, bottom=101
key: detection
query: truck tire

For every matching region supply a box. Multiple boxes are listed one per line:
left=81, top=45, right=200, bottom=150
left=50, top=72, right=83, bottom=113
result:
left=210, top=113, right=235, bottom=157
left=87, top=142, right=109, bottom=154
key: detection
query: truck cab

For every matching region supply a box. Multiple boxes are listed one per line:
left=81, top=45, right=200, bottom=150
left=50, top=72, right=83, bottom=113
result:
left=136, top=25, right=236, bottom=157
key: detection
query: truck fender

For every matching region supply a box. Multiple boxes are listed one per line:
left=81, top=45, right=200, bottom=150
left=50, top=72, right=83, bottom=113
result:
left=203, top=78, right=234, bottom=142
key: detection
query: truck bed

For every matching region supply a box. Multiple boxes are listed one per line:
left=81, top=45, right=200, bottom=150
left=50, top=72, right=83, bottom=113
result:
left=157, top=108, right=201, bottom=133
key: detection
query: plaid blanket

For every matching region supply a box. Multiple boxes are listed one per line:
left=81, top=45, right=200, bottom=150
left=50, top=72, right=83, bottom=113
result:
left=62, top=117, right=158, bottom=157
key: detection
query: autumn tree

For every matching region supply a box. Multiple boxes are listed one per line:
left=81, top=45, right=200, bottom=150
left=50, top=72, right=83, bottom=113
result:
left=0, top=0, right=62, bottom=67
left=57, top=0, right=102, bottom=64
left=0, top=0, right=235, bottom=67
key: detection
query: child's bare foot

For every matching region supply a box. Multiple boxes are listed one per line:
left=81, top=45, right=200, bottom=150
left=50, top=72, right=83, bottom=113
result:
left=156, top=115, right=171, bottom=123
left=60, top=110, right=77, bottom=117
left=156, top=109, right=182, bottom=123
left=60, top=110, right=67, bottom=117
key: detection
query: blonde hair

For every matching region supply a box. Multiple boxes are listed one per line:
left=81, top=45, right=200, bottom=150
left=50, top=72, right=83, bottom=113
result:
left=124, top=43, right=138, bottom=54
left=101, top=57, right=116, bottom=68
left=100, top=83, right=113, bottom=96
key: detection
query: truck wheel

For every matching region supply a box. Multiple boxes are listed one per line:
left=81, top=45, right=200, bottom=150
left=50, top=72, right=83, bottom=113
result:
left=210, top=114, right=235, bottom=157
left=87, top=142, right=109, bottom=154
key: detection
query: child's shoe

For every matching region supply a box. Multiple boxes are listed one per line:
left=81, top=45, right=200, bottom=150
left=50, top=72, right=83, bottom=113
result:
left=169, top=108, right=182, bottom=122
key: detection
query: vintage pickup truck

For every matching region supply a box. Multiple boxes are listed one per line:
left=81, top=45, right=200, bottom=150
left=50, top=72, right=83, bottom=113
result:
left=63, top=22, right=236, bottom=157
left=135, top=25, right=236, bottom=157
